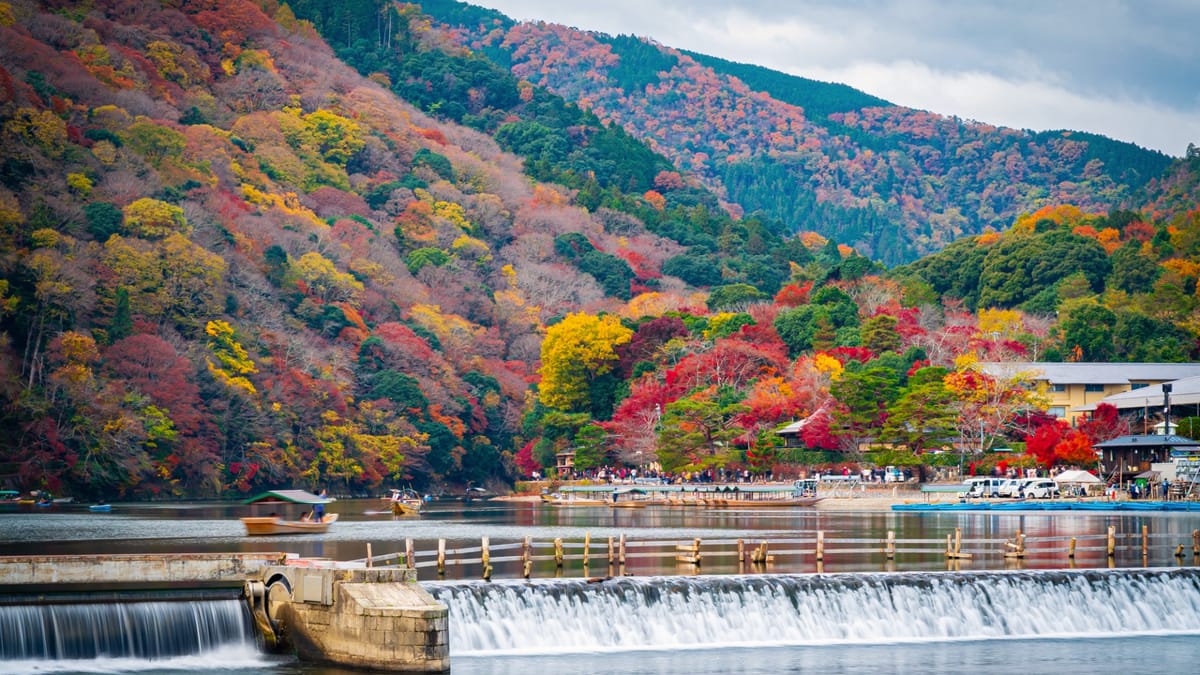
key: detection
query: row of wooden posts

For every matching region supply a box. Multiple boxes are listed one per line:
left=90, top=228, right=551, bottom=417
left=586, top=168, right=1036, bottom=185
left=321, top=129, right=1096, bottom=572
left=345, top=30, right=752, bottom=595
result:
left=361, top=528, right=1200, bottom=579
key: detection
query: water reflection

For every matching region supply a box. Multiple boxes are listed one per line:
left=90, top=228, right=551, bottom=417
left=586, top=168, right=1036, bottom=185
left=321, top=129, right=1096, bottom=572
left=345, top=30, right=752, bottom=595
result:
left=2, top=499, right=1197, bottom=578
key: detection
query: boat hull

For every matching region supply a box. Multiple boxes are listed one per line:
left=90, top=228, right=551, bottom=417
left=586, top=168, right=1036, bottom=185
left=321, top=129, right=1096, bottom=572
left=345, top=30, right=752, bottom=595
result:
left=390, top=500, right=422, bottom=516
left=241, top=512, right=338, bottom=535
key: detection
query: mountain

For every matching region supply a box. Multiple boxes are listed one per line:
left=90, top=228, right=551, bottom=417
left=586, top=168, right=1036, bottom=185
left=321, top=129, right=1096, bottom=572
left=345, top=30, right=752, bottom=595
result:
left=413, top=0, right=1173, bottom=266
left=0, top=0, right=1195, bottom=501
left=0, top=0, right=824, bottom=499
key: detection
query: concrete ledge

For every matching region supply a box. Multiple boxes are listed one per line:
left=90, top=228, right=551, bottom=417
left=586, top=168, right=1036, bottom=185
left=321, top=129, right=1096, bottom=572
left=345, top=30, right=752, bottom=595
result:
left=0, top=553, right=290, bottom=587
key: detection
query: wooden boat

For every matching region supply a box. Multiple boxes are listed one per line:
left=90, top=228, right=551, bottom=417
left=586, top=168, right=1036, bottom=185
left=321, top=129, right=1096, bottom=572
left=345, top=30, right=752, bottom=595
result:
left=384, top=488, right=423, bottom=516
left=240, top=489, right=336, bottom=535
left=241, top=512, right=339, bottom=535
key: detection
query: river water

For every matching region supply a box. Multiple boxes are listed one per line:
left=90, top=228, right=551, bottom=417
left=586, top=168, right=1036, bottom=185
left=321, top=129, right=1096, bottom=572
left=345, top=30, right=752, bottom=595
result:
left=2, top=498, right=1200, bottom=674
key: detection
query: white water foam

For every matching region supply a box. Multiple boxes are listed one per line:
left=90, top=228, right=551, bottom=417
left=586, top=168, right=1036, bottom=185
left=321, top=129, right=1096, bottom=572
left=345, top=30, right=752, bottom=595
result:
left=429, top=569, right=1200, bottom=656
left=2, top=643, right=282, bottom=675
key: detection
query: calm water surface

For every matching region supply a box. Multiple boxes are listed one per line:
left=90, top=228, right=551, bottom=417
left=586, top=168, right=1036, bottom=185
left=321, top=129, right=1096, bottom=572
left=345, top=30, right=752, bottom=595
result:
left=2, top=498, right=1199, bottom=675
left=4, top=498, right=1199, bottom=573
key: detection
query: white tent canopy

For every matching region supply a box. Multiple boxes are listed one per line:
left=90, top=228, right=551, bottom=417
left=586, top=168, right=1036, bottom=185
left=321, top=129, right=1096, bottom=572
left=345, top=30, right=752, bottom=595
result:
left=1054, top=469, right=1102, bottom=484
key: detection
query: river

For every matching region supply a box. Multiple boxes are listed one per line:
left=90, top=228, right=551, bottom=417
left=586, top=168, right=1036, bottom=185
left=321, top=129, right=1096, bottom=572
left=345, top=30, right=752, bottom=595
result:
left=2, top=498, right=1199, bottom=674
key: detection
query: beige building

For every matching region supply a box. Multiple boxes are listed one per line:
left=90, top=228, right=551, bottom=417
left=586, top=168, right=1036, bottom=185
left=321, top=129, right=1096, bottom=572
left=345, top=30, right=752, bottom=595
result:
left=978, top=362, right=1200, bottom=426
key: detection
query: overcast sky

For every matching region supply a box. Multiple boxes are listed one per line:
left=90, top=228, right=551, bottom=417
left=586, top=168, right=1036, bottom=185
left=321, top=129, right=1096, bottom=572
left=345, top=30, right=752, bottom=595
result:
left=478, top=0, right=1199, bottom=157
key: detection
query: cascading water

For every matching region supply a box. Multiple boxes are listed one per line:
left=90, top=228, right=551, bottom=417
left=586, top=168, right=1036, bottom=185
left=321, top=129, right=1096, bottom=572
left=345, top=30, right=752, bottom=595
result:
left=0, top=596, right=264, bottom=671
left=429, top=568, right=1200, bottom=655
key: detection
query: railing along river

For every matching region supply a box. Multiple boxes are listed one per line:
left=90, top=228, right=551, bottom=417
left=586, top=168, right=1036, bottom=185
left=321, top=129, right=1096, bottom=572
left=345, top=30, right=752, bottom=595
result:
left=351, top=525, right=1200, bottom=580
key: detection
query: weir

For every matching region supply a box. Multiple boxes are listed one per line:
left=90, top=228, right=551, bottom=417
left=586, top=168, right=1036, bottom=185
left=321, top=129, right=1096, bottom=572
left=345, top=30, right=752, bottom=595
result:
left=0, top=596, right=254, bottom=661
left=429, top=568, right=1200, bottom=655
left=0, top=553, right=449, bottom=673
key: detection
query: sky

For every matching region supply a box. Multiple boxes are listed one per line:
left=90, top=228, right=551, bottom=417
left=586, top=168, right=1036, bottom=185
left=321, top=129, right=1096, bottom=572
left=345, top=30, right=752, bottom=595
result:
left=478, top=0, right=1199, bottom=157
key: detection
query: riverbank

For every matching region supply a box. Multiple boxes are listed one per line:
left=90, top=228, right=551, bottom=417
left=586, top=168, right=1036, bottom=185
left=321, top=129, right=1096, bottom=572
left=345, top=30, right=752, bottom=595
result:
left=491, top=489, right=952, bottom=511
left=491, top=488, right=1119, bottom=511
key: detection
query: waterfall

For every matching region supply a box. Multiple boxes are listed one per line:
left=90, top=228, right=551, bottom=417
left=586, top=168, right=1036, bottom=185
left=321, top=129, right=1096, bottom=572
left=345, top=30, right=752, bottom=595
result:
left=429, top=568, right=1200, bottom=655
left=0, top=597, right=257, bottom=662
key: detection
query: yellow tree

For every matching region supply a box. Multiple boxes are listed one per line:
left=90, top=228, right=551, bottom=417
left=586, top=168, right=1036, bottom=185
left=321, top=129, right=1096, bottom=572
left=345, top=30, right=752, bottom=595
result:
left=205, top=320, right=257, bottom=397
left=122, top=198, right=190, bottom=239
left=539, top=313, right=633, bottom=413
left=300, top=110, right=365, bottom=166
left=304, top=410, right=365, bottom=490
left=290, top=251, right=364, bottom=304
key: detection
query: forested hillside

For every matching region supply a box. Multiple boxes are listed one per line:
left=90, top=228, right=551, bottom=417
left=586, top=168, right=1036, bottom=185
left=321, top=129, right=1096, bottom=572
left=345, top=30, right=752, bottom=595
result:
left=404, top=0, right=1173, bottom=266
left=0, top=0, right=1196, bottom=502
left=0, top=0, right=820, bottom=499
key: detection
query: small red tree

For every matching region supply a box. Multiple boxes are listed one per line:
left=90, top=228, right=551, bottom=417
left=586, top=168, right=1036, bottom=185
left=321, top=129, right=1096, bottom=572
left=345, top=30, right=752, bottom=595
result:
left=1025, top=420, right=1068, bottom=467
left=1054, top=429, right=1099, bottom=466
left=1078, top=403, right=1128, bottom=444
left=514, top=440, right=540, bottom=477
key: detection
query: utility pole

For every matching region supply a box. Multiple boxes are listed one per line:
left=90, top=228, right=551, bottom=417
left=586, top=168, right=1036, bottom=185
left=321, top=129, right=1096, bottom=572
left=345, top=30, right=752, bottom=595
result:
left=1162, top=383, right=1173, bottom=436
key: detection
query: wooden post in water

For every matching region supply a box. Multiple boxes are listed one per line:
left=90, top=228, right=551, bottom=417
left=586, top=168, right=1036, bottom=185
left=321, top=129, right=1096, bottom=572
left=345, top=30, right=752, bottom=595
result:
left=1193, top=529, right=1199, bottom=555
left=951, top=528, right=974, bottom=560
left=608, top=536, right=615, bottom=565
left=437, top=539, right=446, bottom=576
left=366, top=543, right=373, bottom=568
left=1107, top=525, right=1116, bottom=558
left=523, top=536, right=532, bottom=579
left=618, top=533, right=627, bottom=566
left=1007, top=530, right=1025, bottom=558
left=751, top=541, right=770, bottom=565
left=738, top=538, right=746, bottom=564
left=554, top=538, right=564, bottom=568
left=1068, top=537, right=1077, bottom=559
left=886, top=531, right=895, bottom=560
left=583, top=532, right=591, bottom=567
left=816, top=531, right=825, bottom=562
left=1142, top=525, right=1149, bottom=559
left=482, top=536, right=491, bottom=580
left=406, top=539, right=415, bottom=569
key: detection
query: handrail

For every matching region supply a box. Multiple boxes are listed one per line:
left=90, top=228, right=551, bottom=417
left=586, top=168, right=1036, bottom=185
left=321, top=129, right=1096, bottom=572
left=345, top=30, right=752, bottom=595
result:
left=349, top=527, right=1200, bottom=580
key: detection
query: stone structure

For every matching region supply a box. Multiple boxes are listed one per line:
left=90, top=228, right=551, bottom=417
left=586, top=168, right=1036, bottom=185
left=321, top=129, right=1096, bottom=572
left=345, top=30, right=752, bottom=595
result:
left=266, top=565, right=449, bottom=673
left=0, top=553, right=450, bottom=673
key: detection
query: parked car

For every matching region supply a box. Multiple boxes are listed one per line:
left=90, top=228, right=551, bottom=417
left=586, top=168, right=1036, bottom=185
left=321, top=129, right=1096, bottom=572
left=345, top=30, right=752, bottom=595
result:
left=1021, top=479, right=1060, bottom=499
left=997, top=479, right=1026, bottom=498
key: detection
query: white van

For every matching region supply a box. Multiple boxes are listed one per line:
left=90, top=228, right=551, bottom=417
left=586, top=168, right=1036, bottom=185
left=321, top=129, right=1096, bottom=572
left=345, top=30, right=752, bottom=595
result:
left=997, top=478, right=1025, bottom=497
left=961, top=477, right=1005, bottom=498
